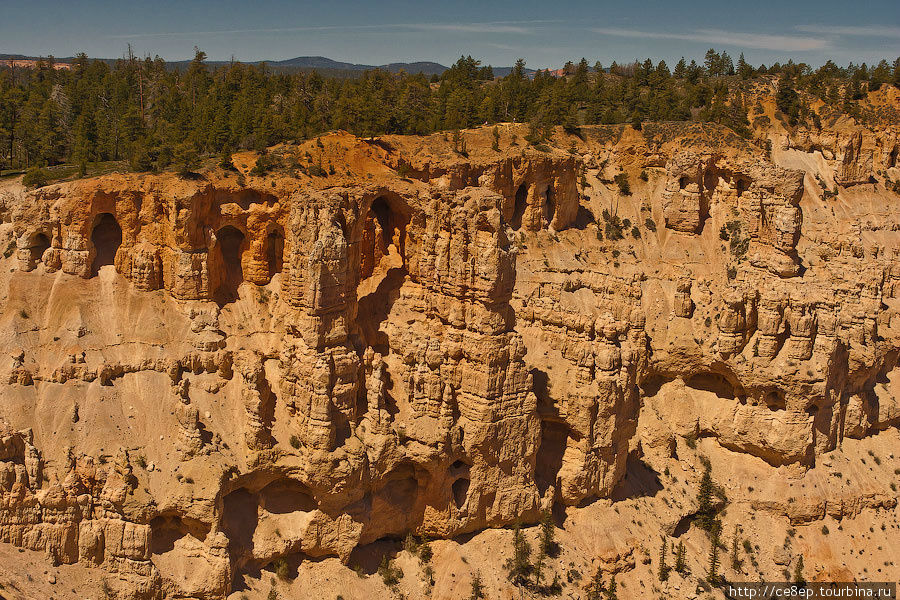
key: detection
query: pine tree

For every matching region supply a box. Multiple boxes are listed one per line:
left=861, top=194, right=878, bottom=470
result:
left=707, top=525, right=720, bottom=584
left=731, top=526, right=742, bottom=571
left=491, top=126, right=500, bottom=151
left=697, top=458, right=715, bottom=531
left=606, top=575, right=618, bottom=600
left=793, top=555, right=806, bottom=586
left=737, top=53, right=754, bottom=80
left=585, top=565, right=606, bottom=600
left=504, top=521, right=532, bottom=587
left=470, top=570, right=484, bottom=599
left=534, top=546, right=545, bottom=586
left=675, top=540, right=686, bottom=573
left=539, top=509, right=559, bottom=557
left=658, top=536, right=669, bottom=581
left=775, top=76, right=801, bottom=125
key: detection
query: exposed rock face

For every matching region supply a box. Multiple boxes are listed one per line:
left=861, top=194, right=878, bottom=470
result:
left=0, top=119, right=899, bottom=598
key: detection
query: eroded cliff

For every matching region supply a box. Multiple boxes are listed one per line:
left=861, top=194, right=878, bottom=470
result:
left=0, top=100, right=899, bottom=598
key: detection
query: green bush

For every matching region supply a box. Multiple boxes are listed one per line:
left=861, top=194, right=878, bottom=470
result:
left=273, top=557, right=291, bottom=581
left=22, top=168, right=49, bottom=188
left=614, top=173, right=631, bottom=195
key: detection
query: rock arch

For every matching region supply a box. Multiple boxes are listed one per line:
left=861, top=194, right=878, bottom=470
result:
left=90, top=213, right=122, bottom=276
left=358, top=194, right=411, bottom=353
left=213, top=225, right=246, bottom=305
left=360, top=195, right=409, bottom=281
left=266, top=227, right=285, bottom=279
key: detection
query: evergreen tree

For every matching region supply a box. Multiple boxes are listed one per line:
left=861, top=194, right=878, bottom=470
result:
left=606, top=575, right=618, bottom=600
left=737, top=53, right=754, bottom=80
left=470, top=570, right=484, bottom=600
left=539, top=509, right=559, bottom=557
left=707, top=526, right=720, bottom=584
left=504, top=521, right=532, bottom=587
left=731, top=526, right=742, bottom=571
left=775, top=76, right=801, bottom=125
left=675, top=541, right=686, bottom=573
left=658, top=537, right=669, bottom=581
left=585, top=565, right=606, bottom=600
left=793, top=555, right=806, bottom=586
left=697, top=458, right=715, bottom=531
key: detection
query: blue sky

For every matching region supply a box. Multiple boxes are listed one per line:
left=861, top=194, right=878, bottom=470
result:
left=3, top=0, right=898, bottom=68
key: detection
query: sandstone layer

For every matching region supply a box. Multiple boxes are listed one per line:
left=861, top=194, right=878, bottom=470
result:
left=0, top=95, right=899, bottom=598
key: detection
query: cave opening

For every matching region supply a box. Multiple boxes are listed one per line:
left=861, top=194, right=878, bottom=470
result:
left=221, top=488, right=258, bottom=561
left=535, top=419, right=569, bottom=498
left=90, top=213, right=122, bottom=276
left=452, top=477, right=470, bottom=509
left=27, top=233, right=50, bottom=267
left=764, top=389, right=787, bottom=410
left=149, top=515, right=209, bottom=555
left=685, top=372, right=737, bottom=401
left=703, top=170, right=719, bottom=194
left=371, top=196, right=393, bottom=248
left=266, top=228, right=284, bottom=279
left=736, top=178, right=749, bottom=197
left=888, top=146, right=898, bottom=169
left=257, top=478, right=317, bottom=514
left=678, top=176, right=689, bottom=190
left=511, top=183, right=528, bottom=230
left=214, top=225, right=245, bottom=305
left=543, top=185, right=556, bottom=226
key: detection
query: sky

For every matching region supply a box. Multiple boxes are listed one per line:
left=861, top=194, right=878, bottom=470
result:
left=2, top=0, right=898, bottom=69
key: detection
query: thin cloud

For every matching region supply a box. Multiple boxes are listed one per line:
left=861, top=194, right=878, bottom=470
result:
left=110, top=21, right=546, bottom=40
left=795, top=24, right=900, bottom=38
left=590, top=27, right=827, bottom=51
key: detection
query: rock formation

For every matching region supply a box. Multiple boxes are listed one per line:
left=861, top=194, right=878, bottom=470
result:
left=0, top=109, right=899, bottom=598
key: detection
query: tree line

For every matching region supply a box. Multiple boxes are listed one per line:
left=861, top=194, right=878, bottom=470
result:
left=1, top=48, right=898, bottom=173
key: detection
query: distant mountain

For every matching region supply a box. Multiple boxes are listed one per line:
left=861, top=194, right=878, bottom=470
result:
left=267, top=56, right=448, bottom=76
left=2, top=53, right=536, bottom=78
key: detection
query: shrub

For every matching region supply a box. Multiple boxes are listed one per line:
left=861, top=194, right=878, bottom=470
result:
left=378, top=556, right=403, bottom=587
left=273, top=557, right=291, bottom=581
left=419, top=541, right=433, bottom=563
left=614, top=173, right=631, bottom=195
left=602, top=209, right=625, bottom=241
left=307, top=163, right=327, bottom=177
left=219, top=149, right=234, bottom=170
left=174, top=143, right=200, bottom=175
left=22, top=167, right=49, bottom=188
left=289, top=435, right=300, bottom=449
left=645, top=218, right=656, bottom=232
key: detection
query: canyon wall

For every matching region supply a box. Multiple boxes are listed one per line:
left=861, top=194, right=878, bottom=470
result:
left=0, top=119, right=898, bottom=598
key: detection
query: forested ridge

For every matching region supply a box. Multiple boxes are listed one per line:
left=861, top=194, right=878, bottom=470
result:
left=1, top=48, right=898, bottom=176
